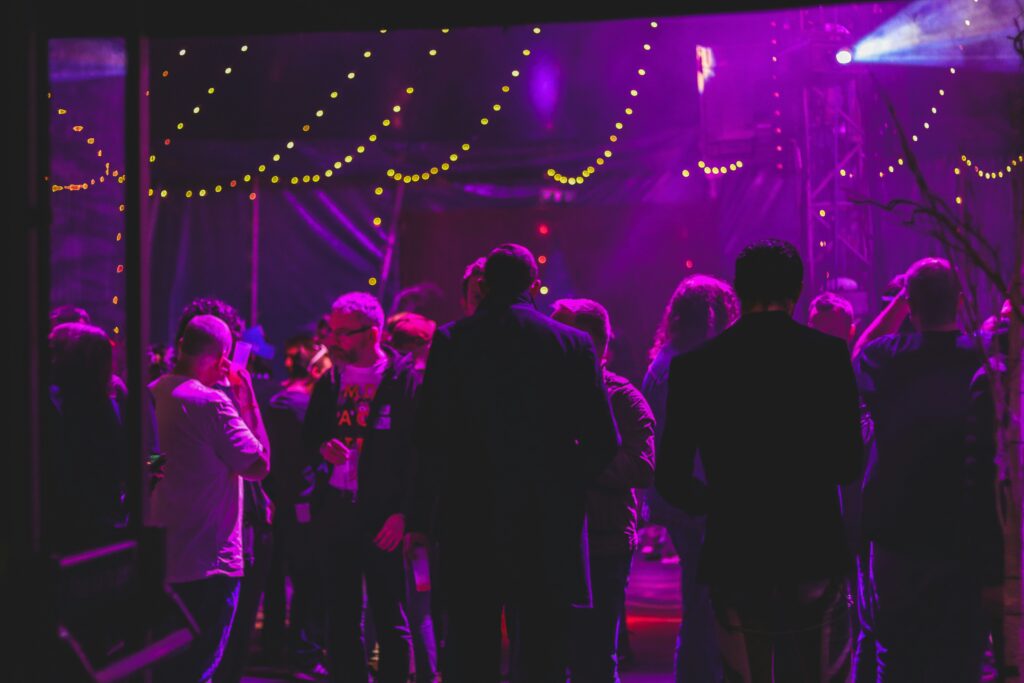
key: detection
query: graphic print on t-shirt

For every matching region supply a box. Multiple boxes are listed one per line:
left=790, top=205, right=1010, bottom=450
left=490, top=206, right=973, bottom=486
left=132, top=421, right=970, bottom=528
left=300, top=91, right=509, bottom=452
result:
left=327, top=358, right=389, bottom=494
left=328, top=381, right=375, bottom=493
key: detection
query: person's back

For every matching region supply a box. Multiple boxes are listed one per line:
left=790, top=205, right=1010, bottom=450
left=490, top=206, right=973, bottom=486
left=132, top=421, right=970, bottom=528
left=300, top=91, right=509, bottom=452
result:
left=49, top=322, right=130, bottom=552
left=656, top=239, right=863, bottom=683
left=149, top=374, right=254, bottom=582
left=672, top=311, right=862, bottom=583
left=149, top=315, right=269, bottom=683
left=411, top=244, right=617, bottom=683
left=428, top=295, right=615, bottom=589
left=857, top=331, right=983, bottom=554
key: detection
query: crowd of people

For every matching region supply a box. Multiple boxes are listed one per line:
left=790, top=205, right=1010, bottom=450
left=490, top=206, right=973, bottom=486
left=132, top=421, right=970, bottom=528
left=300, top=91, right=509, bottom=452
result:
left=47, top=237, right=1009, bottom=683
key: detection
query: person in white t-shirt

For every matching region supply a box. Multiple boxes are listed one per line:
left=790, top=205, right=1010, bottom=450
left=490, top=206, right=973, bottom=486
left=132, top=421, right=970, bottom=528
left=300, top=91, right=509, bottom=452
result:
left=149, top=314, right=270, bottom=683
left=303, top=292, right=419, bottom=683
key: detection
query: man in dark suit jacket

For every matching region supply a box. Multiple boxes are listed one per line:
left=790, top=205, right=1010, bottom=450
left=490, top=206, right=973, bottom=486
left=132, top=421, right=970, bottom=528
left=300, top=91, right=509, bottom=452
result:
left=656, top=239, right=863, bottom=683
left=407, top=243, right=619, bottom=683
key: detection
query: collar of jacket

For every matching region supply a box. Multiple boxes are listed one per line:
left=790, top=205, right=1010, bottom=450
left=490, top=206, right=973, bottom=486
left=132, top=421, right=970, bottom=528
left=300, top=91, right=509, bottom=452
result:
left=475, top=291, right=535, bottom=313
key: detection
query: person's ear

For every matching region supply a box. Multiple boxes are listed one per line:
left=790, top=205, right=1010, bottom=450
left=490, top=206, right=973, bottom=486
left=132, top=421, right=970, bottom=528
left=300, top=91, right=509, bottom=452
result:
left=529, top=279, right=542, bottom=296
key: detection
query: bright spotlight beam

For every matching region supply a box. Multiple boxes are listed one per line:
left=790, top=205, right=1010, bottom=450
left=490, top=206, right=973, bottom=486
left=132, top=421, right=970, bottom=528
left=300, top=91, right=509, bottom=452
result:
left=853, top=0, right=1019, bottom=69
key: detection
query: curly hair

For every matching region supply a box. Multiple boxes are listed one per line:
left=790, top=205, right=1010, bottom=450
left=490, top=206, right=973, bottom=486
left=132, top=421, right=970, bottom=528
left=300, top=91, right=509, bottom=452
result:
left=649, top=274, right=739, bottom=360
left=175, top=297, right=246, bottom=344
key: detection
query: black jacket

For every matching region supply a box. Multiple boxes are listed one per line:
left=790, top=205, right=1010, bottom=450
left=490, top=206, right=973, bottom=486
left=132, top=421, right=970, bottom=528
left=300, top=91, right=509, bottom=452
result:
left=410, top=293, right=619, bottom=606
left=302, top=346, right=420, bottom=534
left=656, top=311, right=863, bottom=587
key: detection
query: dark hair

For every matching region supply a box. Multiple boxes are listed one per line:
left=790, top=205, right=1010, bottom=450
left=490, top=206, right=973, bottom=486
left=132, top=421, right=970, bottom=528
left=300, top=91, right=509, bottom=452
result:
left=390, top=282, right=445, bottom=321
left=147, top=343, right=172, bottom=382
left=906, top=257, right=960, bottom=328
left=175, top=297, right=245, bottom=344
left=734, top=239, right=804, bottom=310
left=283, top=334, right=317, bottom=380
left=461, top=257, right=487, bottom=298
left=484, top=244, right=538, bottom=298
left=650, top=274, right=739, bottom=359
left=50, top=305, right=91, bottom=329
left=385, top=312, right=437, bottom=354
left=50, top=323, right=113, bottom=400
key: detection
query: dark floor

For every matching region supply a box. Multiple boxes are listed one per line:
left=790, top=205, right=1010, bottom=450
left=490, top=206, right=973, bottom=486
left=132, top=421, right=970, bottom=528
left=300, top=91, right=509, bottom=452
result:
left=242, top=558, right=683, bottom=682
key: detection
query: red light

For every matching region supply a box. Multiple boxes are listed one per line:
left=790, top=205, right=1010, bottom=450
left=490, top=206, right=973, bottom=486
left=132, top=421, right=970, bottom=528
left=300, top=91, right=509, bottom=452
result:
left=538, top=224, right=550, bottom=235
left=229, top=180, right=237, bottom=188
left=685, top=259, right=694, bottom=269
left=249, top=192, right=257, bottom=200
left=163, top=138, right=171, bottom=146
left=538, top=255, right=548, bottom=264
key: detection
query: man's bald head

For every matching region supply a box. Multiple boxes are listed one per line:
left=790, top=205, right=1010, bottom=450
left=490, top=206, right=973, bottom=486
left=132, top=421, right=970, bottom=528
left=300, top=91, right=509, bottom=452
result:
left=180, top=314, right=233, bottom=360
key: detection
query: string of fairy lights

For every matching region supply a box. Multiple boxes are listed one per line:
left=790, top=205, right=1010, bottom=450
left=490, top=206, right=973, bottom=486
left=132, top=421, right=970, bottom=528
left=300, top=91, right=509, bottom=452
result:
left=50, top=13, right=1020, bottom=304
left=151, top=42, right=252, bottom=158
left=48, top=97, right=127, bottom=337
left=546, top=21, right=659, bottom=186
left=193, top=35, right=395, bottom=196
left=359, top=27, right=544, bottom=288
left=864, top=0, right=1022, bottom=186
left=380, top=26, right=543, bottom=189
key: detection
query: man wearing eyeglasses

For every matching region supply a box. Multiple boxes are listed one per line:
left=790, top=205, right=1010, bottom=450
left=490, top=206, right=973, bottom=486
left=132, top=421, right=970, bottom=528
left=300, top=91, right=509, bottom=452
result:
left=302, top=292, right=418, bottom=683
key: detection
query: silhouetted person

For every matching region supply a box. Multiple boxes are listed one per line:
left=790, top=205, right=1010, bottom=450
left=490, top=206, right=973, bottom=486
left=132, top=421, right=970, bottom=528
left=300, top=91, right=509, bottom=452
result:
left=852, top=257, right=999, bottom=682
left=48, top=322, right=129, bottom=552
left=552, top=298, right=655, bottom=683
left=656, top=239, right=863, bottom=683
left=408, top=243, right=618, bottom=683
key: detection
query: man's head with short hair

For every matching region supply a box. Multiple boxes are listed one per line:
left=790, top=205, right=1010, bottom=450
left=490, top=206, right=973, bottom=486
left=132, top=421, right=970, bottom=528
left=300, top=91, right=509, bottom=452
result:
left=483, top=244, right=539, bottom=300
left=49, top=322, right=112, bottom=398
left=734, top=239, right=804, bottom=314
left=905, top=257, right=961, bottom=330
left=808, top=292, right=856, bottom=343
left=50, top=305, right=91, bottom=330
left=283, top=334, right=317, bottom=380
left=550, top=298, right=613, bottom=361
left=326, top=292, right=385, bottom=365
left=461, top=257, right=487, bottom=315
left=385, top=312, right=437, bottom=369
left=176, top=315, right=234, bottom=386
